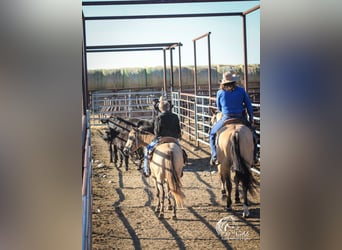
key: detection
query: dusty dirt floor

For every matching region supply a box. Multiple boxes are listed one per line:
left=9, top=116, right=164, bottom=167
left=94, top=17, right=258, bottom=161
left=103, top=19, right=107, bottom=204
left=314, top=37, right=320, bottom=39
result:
left=91, top=126, right=260, bottom=250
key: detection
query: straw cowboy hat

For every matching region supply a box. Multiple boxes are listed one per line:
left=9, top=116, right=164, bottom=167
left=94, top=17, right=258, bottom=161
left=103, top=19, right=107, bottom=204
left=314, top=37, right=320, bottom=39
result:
left=220, top=72, right=239, bottom=85
left=159, top=96, right=166, bottom=102
left=158, top=100, right=170, bottom=111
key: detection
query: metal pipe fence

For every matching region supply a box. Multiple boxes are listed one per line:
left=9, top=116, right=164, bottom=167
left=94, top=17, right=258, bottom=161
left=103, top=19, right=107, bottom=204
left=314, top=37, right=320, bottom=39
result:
left=90, top=90, right=163, bottom=125
left=82, top=110, right=92, bottom=250
left=171, top=91, right=261, bottom=164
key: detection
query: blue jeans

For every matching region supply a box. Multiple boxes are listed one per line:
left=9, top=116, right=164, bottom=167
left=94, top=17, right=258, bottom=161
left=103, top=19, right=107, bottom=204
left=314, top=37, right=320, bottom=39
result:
left=209, top=115, right=229, bottom=160
left=144, top=138, right=159, bottom=175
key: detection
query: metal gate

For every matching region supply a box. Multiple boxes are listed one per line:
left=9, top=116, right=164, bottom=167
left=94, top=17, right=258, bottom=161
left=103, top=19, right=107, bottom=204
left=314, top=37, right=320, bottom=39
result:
left=90, top=90, right=164, bottom=126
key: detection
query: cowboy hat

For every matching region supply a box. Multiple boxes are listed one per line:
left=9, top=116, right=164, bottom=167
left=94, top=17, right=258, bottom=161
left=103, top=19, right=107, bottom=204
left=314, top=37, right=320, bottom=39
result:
left=220, top=72, right=239, bottom=85
left=159, top=96, right=166, bottom=102
left=158, top=100, right=170, bottom=111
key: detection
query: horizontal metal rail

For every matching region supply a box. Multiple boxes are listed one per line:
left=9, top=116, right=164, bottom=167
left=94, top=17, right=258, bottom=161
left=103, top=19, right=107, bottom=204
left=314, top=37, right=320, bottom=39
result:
left=90, top=90, right=163, bottom=125
left=172, top=91, right=260, bottom=172
left=82, top=1, right=259, bottom=6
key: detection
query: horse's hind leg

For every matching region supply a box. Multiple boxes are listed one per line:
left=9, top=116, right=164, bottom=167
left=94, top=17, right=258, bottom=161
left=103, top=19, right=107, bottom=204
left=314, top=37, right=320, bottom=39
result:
left=157, top=182, right=165, bottom=219
left=171, top=195, right=177, bottom=220
left=234, top=174, right=241, bottom=204
left=109, top=142, right=113, bottom=163
left=242, top=184, right=249, bottom=218
left=166, top=185, right=173, bottom=211
left=154, top=178, right=161, bottom=214
left=118, top=149, right=124, bottom=168
left=236, top=172, right=250, bottom=217
left=123, top=152, right=128, bottom=171
left=220, top=177, right=227, bottom=198
left=113, top=146, right=118, bottom=168
left=226, top=175, right=232, bottom=211
left=165, top=184, right=176, bottom=219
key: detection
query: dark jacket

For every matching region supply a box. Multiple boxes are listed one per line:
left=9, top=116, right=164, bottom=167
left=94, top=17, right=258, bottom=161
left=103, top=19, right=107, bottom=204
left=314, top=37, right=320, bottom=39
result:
left=154, top=111, right=181, bottom=139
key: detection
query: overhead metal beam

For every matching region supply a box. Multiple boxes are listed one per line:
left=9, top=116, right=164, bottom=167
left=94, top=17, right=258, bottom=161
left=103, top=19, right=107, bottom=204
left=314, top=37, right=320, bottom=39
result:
left=86, top=43, right=182, bottom=50
left=242, top=4, right=260, bottom=15
left=84, top=12, right=242, bottom=21
left=82, top=0, right=259, bottom=6
left=86, top=48, right=164, bottom=53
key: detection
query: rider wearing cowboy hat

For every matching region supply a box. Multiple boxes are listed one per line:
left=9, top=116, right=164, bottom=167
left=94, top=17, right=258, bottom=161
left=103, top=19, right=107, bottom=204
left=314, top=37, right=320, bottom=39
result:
left=209, top=72, right=256, bottom=166
left=143, top=99, right=182, bottom=177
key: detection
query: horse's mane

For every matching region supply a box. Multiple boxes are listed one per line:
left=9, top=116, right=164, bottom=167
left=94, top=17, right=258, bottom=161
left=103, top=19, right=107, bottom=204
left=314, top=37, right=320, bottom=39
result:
left=115, top=116, right=139, bottom=127
left=137, top=120, right=154, bottom=134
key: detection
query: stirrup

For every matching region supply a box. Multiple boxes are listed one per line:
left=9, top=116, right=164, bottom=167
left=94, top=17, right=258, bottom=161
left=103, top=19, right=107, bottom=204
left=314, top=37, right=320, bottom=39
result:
left=210, top=158, right=218, bottom=167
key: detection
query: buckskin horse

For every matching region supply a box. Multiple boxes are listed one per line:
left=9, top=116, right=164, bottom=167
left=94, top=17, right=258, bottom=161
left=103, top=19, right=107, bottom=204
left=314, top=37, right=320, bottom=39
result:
left=123, top=128, right=185, bottom=220
left=211, top=112, right=258, bottom=217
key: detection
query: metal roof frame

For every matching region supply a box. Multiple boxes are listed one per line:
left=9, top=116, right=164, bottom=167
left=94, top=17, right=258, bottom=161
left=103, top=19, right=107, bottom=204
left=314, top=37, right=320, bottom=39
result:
left=82, top=2, right=260, bottom=250
left=82, top=0, right=260, bottom=112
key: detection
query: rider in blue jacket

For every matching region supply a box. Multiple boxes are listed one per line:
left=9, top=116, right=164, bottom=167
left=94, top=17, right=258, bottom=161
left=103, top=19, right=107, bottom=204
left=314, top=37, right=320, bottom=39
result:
left=209, top=72, right=255, bottom=166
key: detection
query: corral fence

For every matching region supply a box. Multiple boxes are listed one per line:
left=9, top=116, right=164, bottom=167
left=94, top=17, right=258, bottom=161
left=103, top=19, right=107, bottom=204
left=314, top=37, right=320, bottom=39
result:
left=89, top=90, right=260, bottom=170
left=172, top=91, right=260, bottom=170
left=82, top=110, right=92, bottom=250
left=90, top=90, right=164, bottom=126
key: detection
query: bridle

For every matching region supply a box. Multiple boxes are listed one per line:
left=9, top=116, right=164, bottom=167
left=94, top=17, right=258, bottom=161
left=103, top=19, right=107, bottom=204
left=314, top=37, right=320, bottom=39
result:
left=127, top=128, right=141, bottom=153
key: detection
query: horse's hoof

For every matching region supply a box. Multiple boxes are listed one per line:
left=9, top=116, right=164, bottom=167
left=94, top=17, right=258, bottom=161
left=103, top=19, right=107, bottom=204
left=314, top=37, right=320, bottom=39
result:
left=225, top=206, right=232, bottom=212
left=158, top=213, right=164, bottom=219
left=243, top=204, right=250, bottom=218
left=168, top=205, right=173, bottom=211
left=172, top=215, right=177, bottom=220
left=243, top=212, right=250, bottom=218
left=235, top=199, right=241, bottom=204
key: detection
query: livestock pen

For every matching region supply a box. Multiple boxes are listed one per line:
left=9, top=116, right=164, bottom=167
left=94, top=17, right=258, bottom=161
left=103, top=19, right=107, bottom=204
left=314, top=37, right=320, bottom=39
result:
left=82, top=1, right=260, bottom=249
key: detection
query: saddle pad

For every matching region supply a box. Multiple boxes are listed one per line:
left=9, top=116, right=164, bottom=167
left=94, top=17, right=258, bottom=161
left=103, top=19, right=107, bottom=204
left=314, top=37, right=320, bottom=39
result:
left=158, top=136, right=178, bottom=144
left=222, top=118, right=247, bottom=127
left=216, top=118, right=246, bottom=146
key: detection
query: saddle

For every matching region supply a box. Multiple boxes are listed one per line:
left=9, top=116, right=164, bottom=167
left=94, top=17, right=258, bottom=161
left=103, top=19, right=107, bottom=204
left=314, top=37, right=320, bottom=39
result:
left=158, top=136, right=178, bottom=144
left=148, top=137, right=188, bottom=164
left=222, top=118, right=250, bottom=127
left=216, top=118, right=252, bottom=145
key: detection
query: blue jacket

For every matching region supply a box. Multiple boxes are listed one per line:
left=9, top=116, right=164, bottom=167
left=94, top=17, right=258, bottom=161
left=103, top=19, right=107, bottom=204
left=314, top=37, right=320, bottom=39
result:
left=216, top=86, right=254, bottom=122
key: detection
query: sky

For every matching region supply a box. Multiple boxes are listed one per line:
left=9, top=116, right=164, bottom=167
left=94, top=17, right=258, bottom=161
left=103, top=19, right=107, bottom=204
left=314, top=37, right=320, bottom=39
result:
left=82, top=1, right=260, bottom=70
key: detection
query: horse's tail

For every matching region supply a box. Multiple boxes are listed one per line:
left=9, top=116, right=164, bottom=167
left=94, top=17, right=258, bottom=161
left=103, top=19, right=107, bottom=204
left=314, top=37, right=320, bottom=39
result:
left=165, top=150, right=185, bottom=208
left=231, top=131, right=258, bottom=196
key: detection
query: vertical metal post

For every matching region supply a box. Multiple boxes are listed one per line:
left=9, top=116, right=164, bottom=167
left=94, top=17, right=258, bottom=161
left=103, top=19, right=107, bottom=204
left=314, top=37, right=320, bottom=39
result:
left=82, top=12, right=89, bottom=113
left=170, top=48, right=174, bottom=93
left=242, top=14, right=249, bottom=91
left=163, top=49, right=167, bottom=95
left=193, top=40, right=198, bottom=146
left=207, top=32, right=212, bottom=99
left=178, top=46, right=182, bottom=92
left=193, top=40, right=198, bottom=96
left=91, top=94, right=95, bottom=126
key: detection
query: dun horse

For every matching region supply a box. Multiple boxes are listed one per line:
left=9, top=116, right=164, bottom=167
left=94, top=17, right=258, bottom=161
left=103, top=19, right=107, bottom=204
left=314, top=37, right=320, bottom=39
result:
left=211, top=112, right=258, bottom=217
left=123, top=128, right=185, bottom=219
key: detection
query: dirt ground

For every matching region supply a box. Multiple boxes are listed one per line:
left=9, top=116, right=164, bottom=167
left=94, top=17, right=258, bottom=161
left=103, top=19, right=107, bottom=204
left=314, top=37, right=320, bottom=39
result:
left=91, top=127, right=260, bottom=250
